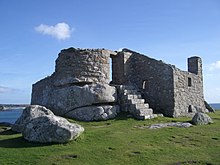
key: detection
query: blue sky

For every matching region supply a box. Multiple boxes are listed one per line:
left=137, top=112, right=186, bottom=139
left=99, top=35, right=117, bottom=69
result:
left=0, top=0, right=220, bottom=104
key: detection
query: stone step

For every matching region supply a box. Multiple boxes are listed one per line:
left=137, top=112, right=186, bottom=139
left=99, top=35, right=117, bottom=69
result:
left=130, top=103, right=149, bottom=109
left=121, top=103, right=149, bottom=111
left=124, top=89, right=140, bottom=95
left=122, top=104, right=155, bottom=120
left=153, top=113, right=164, bottom=117
left=139, top=113, right=164, bottom=120
left=137, top=108, right=153, bottom=116
left=125, top=94, right=142, bottom=99
left=127, top=104, right=150, bottom=114
left=118, top=85, right=156, bottom=120
left=128, top=98, right=145, bottom=104
left=137, top=108, right=154, bottom=119
left=139, top=114, right=155, bottom=120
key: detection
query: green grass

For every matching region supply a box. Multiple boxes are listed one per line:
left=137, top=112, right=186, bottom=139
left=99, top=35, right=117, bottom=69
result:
left=1, top=111, right=220, bottom=165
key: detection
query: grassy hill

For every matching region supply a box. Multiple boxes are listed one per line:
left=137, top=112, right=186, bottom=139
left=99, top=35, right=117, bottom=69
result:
left=0, top=111, right=220, bottom=165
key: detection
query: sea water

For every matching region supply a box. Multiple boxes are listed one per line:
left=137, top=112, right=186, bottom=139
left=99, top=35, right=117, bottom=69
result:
left=0, top=108, right=23, bottom=124
left=210, top=103, right=220, bottom=110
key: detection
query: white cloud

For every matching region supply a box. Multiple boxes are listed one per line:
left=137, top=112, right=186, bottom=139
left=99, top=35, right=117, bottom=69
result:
left=209, top=60, right=220, bottom=71
left=0, top=86, right=16, bottom=93
left=35, top=22, right=73, bottom=40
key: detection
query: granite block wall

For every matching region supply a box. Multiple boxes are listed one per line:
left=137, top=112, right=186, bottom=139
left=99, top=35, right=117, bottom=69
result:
left=173, top=57, right=205, bottom=117
left=111, top=49, right=206, bottom=117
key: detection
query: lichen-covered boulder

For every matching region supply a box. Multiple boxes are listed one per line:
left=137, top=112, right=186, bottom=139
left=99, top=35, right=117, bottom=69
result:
left=65, top=105, right=119, bottom=121
left=191, top=112, right=213, bottom=125
left=22, top=115, right=84, bottom=143
left=32, top=83, right=117, bottom=117
left=12, top=105, right=54, bottom=132
left=12, top=105, right=84, bottom=143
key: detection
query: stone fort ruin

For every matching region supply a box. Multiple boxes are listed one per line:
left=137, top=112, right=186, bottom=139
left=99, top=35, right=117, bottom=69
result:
left=31, top=47, right=207, bottom=121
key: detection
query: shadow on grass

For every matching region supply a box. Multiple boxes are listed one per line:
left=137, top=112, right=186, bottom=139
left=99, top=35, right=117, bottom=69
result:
left=212, top=118, right=220, bottom=121
left=114, top=112, right=135, bottom=120
left=0, top=136, right=55, bottom=148
left=0, top=129, right=19, bottom=135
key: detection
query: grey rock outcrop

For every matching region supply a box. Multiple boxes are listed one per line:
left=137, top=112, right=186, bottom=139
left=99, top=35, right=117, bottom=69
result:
left=191, top=112, right=213, bottom=125
left=31, top=48, right=119, bottom=121
left=12, top=105, right=84, bottom=143
left=65, top=105, right=119, bottom=121
left=12, top=105, right=53, bottom=132
left=22, top=115, right=84, bottom=143
left=44, top=83, right=117, bottom=116
left=32, top=82, right=118, bottom=120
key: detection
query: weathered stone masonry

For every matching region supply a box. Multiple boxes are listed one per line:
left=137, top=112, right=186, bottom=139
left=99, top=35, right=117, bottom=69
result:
left=31, top=47, right=207, bottom=121
left=173, top=57, right=205, bottom=117
left=111, top=49, right=206, bottom=117
left=31, top=48, right=119, bottom=121
left=54, top=48, right=111, bottom=84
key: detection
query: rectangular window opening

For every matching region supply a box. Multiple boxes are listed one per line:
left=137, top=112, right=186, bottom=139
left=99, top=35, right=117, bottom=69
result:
left=188, top=77, right=192, bottom=87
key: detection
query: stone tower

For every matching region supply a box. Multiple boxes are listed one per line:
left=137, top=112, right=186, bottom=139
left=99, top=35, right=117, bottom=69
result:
left=188, top=56, right=203, bottom=77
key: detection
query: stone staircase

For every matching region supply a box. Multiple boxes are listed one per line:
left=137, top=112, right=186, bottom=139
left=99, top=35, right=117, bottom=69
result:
left=118, top=85, right=162, bottom=120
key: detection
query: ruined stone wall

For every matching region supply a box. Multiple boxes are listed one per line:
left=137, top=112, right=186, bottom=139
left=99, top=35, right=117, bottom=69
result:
left=31, top=48, right=119, bottom=121
left=173, top=57, right=205, bottom=117
left=55, top=48, right=111, bottom=84
left=111, top=50, right=136, bottom=85
left=113, top=49, right=175, bottom=116
left=111, top=49, right=206, bottom=117
left=111, top=52, right=125, bottom=85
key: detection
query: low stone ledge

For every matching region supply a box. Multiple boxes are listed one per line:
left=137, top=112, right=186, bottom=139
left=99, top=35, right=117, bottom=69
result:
left=148, top=122, right=193, bottom=129
left=134, top=122, right=192, bottom=129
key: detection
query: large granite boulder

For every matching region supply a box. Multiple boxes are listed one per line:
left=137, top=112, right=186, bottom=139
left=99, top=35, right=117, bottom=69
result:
left=191, top=112, right=213, bottom=125
left=48, top=83, right=117, bottom=116
left=12, top=105, right=54, bottom=132
left=32, top=81, right=118, bottom=119
left=22, top=115, right=84, bottom=143
left=65, top=105, right=119, bottom=121
left=12, top=105, right=84, bottom=143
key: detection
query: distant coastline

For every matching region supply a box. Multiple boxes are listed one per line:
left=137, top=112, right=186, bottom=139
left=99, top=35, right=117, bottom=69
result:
left=0, top=107, right=24, bottom=123
left=210, top=103, right=220, bottom=110
left=0, top=104, right=29, bottom=111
